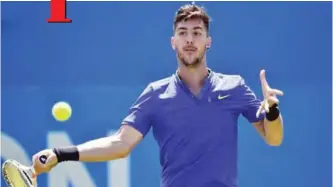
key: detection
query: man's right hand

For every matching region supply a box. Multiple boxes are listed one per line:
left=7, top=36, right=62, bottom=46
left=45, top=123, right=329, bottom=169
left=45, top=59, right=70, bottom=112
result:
left=32, top=149, right=58, bottom=177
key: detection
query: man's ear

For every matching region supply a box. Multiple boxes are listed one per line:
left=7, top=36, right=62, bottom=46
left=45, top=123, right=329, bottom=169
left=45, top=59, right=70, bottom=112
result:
left=206, top=36, right=212, bottom=49
left=171, top=36, right=176, bottom=50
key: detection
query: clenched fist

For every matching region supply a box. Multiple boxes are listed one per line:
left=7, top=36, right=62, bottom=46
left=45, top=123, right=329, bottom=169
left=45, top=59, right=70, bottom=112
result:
left=31, top=149, right=58, bottom=177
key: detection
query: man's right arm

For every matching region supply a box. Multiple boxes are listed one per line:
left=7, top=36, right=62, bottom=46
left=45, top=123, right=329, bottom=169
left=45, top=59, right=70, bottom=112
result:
left=77, top=124, right=143, bottom=162
left=32, top=124, right=143, bottom=176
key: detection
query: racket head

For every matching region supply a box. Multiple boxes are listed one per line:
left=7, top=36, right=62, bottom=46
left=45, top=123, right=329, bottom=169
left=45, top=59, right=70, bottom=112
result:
left=2, top=159, right=37, bottom=187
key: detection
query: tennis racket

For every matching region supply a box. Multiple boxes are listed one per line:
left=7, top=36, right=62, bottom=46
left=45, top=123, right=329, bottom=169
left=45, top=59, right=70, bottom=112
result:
left=2, top=155, right=48, bottom=187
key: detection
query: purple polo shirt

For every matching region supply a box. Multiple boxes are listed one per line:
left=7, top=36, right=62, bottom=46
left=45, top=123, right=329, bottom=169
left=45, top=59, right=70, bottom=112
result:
left=123, top=69, right=265, bottom=187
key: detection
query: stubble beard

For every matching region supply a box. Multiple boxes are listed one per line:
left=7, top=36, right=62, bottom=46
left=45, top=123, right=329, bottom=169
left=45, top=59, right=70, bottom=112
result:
left=176, top=47, right=206, bottom=68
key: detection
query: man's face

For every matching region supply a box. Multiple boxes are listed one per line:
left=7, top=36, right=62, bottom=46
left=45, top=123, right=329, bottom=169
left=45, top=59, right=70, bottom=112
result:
left=171, top=18, right=211, bottom=67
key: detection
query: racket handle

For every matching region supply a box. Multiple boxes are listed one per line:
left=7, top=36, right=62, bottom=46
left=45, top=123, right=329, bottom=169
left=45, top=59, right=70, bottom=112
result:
left=39, top=155, right=48, bottom=164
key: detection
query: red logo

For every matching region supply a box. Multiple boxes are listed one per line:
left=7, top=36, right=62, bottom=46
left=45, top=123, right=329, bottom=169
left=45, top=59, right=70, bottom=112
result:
left=47, top=0, right=72, bottom=23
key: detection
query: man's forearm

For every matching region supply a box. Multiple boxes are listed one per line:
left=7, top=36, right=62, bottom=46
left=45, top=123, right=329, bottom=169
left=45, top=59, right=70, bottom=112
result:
left=263, top=115, right=284, bottom=146
left=52, top=125, right=142, bottom=164
left=76, top=135, right=131, bottom=162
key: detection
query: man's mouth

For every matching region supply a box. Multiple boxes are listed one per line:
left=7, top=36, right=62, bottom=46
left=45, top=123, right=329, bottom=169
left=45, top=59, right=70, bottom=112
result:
left=184, top=47, right=197, bottom=52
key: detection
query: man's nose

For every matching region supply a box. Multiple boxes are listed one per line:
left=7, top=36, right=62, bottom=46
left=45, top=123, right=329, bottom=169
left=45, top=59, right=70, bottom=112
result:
left=186, top=35, right=194, bottom=44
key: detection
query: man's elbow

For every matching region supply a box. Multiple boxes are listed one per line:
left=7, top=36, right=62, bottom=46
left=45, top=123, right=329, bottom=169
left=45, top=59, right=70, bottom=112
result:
left=116, top=142, right=132, bottom=158
left=104, top=140, right=132, bottom=160
left=119, top=145, right=131, bottom=158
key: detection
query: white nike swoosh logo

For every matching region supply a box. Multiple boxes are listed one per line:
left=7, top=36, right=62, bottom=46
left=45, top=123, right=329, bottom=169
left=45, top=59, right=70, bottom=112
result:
left=218, top=94, right=230, bottom=100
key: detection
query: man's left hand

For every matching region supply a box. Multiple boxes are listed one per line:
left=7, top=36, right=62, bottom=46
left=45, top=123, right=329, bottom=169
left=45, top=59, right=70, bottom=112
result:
left=256, top=69, right=284, bottom=118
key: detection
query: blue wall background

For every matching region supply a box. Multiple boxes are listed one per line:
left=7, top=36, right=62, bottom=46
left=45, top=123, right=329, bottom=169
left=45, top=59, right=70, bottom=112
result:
left=1, top=1, right=332, bottom=187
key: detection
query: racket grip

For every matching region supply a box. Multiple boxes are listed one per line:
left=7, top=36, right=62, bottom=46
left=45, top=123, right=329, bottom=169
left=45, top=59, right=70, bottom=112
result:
left=39, top=155, right=48, bottom=164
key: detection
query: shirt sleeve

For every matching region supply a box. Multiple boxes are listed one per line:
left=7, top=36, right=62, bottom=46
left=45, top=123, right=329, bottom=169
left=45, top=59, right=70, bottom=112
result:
left=239, top=78, right=265, bottom=123
left=122, top=84, right=155, bottom=137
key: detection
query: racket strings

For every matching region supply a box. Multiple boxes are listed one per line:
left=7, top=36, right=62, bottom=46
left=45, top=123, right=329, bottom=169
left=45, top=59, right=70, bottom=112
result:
left=3, top=162, right=32, bottom=187
left=3, top=165, right=16, bottom=186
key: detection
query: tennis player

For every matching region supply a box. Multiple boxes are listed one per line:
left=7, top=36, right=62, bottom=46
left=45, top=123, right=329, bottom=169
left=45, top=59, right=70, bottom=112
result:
left=32, top=4, right=284, bottom=187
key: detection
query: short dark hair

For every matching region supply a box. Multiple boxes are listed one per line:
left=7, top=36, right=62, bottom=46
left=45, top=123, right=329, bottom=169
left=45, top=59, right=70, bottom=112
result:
left=173, top=4, right=211, bottom=33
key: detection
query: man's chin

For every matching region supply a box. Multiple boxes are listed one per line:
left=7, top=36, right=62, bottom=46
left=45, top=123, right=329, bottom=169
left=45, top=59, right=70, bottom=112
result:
left=182, top=58, right=201, bottom=67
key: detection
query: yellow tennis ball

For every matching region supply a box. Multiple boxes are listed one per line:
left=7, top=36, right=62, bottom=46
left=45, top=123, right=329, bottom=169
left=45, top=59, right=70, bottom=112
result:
left=52, top=101, right=72, bottom=122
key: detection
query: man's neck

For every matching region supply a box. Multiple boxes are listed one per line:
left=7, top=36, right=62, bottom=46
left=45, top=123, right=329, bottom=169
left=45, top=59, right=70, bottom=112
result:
left=177, top=62, right=209, bottom=95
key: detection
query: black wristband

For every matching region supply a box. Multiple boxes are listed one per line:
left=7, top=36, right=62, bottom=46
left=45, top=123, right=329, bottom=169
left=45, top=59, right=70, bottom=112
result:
left=53, top=146, right=79, bottom=163
left=265, top=103, right=280, bottom=121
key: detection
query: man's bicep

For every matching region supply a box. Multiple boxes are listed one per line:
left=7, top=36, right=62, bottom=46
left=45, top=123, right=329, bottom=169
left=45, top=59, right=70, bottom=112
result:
left=118, top=123, right=144, bottom=149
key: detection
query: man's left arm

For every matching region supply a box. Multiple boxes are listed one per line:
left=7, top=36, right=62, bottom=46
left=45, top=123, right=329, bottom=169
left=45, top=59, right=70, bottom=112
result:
left=253, top=104, right=284, bottom=146
left=240, top=70, right=284, bottom=146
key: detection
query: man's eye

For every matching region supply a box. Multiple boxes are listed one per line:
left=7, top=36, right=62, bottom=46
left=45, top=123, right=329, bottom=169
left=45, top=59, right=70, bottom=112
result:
left=194, top=32, right=201, bottom=36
